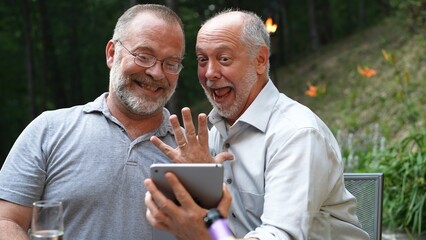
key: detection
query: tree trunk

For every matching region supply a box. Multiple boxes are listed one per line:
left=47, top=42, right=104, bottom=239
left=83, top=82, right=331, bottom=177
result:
left=346, top=0, right=356, bottom=33
left=37, top=0, right=49, bottom=112
left=129, top=0, right=137, bottom=7
left=358, top=0, right=365, bottom=29
left=68, top=3, right=82, bottom=106
left=319, top=0, right=334, bottom=44
left=22, top=0, right=36, bottom=119
left=307, top=0, right=321, bottom=51
left=279, top=0, right=290, bottom=64
left=378, top=0, right=390, bottom=14
left=229, top=0, right=241, bottom=8
left=40, top=2, right=64, bottom=109
left=165, top=0, right=179, bottom=11
left=165, top=0, right=181, bottom=115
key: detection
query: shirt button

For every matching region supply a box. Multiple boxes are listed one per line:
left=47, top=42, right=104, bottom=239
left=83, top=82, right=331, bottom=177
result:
left=231, top=212, right=237, bottom=218
left=226, top=178, right=232, bottom=184
left=225, top=143, right=230, bottom=148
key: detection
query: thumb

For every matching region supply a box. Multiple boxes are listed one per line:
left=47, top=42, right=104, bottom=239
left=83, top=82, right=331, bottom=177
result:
left=217, top=184, right=232, bottom=218
left=213, top=152, right=234, bottom=164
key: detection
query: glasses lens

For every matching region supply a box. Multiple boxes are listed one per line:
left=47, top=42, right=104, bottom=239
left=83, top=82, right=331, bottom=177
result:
left=134, top=53, right=156, bottom=67
left=134, top=53, right=183, bottom=74
left=163, top=60, right=183, bottom=74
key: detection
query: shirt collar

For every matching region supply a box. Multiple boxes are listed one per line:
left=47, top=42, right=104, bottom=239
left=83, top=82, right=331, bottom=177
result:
left=208, top=79, right=280, bottom=133
left=83, top=93, right=174, bottom=137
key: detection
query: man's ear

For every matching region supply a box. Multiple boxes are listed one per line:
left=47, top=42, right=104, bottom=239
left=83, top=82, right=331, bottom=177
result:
left=105, top=40, right=116, bottom=69
left=255, top=45, right=269, bottom=75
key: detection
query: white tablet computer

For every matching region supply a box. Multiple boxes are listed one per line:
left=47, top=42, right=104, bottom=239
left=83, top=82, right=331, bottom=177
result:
left=150, top=163, right=224, bottom=209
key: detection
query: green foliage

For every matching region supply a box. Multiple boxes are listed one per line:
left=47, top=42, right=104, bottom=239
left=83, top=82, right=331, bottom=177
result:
left=339, top=33, right=426, bottom=236
left=0, top=0, right=391, bottom=162
left=389, top=0, right=426, bottom=33
left=176, top=6, right=209, bottom=111
left=367, top=132, right=426, bottom=236
left=332, top=40, right=426, bottom=235
left=279, top=15, right=425, bottom=236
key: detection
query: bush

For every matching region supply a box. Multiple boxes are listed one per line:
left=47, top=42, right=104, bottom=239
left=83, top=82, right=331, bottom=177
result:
left=335, top=44, right=426, bottom=236
left=390, top=0, right=426, bottom=34
left=367, top=131, right=426, bottom=236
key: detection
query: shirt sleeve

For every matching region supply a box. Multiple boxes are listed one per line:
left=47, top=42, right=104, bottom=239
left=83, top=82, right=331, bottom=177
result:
left=0, top=113, right=50, bottom=206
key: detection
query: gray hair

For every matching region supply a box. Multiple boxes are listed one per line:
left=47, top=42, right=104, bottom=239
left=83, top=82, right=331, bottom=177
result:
left=112, top=4, right=184, bottom=42
left=238, top=11, right=271, bottom=59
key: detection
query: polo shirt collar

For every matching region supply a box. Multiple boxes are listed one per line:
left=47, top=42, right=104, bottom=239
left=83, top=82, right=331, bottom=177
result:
left=83, top=93, right=174, bottom=137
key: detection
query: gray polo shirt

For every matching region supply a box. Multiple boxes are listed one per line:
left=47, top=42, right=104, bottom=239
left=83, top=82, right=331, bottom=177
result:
left=0, top=93, right=176, bottom=239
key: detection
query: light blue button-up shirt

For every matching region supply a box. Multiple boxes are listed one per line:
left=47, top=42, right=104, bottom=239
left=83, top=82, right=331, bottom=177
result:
left=208, top=80, right=369, bottom=239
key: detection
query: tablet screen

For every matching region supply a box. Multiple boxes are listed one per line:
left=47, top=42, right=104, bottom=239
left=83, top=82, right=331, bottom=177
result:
left=150, top=163, right=224, bottom=209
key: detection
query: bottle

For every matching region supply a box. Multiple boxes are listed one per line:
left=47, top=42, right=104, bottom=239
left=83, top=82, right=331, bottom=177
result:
left=204, top=209, right=236, bottom=240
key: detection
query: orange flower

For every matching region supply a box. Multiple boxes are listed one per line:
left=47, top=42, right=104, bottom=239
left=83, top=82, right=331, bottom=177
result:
left=357, top=65, right=377, bottom=78
left=305, top=83, right=318, bottom=97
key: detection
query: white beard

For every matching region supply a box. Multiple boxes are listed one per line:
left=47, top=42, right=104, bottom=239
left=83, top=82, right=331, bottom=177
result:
left=204, top=65, right=258, bottom=120
left=109, top=58, right=175, bottom=115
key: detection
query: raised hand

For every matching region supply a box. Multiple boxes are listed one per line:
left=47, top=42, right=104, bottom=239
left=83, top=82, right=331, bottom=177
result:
left=150, top=107, right=233, bottom=164
left=144, top=172, right=232, bottom=240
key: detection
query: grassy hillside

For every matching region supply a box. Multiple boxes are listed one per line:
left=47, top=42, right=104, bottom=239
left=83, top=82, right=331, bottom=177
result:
left=277, top=18, right=426, bottom=236
left=278, top=18, right=426, bottom=146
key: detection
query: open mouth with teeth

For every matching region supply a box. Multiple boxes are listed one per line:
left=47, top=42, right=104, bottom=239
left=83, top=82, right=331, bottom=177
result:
left=134, top=79, right=163, bottom=93
left=212, top=87, right=232, bottom=102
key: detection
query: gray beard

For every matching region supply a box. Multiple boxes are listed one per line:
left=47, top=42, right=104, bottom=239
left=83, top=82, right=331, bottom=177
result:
left=109, top=61, right=175, bottom=115
left=204, top=66, right=258, bottom=120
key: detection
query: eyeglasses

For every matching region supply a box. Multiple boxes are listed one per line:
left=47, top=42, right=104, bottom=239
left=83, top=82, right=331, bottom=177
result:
left=116, top=40, right=184, bottom=75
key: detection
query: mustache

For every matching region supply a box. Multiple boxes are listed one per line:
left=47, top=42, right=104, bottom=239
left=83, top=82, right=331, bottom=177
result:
left=206, top=80, right=232, bottom=89
left=132, top=75, right=168, bottom=88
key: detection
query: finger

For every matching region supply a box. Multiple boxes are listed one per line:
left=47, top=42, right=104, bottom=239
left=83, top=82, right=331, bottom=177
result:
left=150, top=136, right=179, bottom=159
left=144, top=179, right=171, bottom=229
left=165, top=172, right=197, bottom=209
left=197, top=113, right=209, bottom=148
left=146, top=208, right=169, bottom=231
left=145, top=191, right=171, bottom=230
left=169, top=114, right=187, bottom=147
left=213, top=152, right=234, bottom=164
left=216, top=184, right=232, bottom=218
left=144, top=178, right=177, bottom=217
left=181, top=107, right=197, bottom=145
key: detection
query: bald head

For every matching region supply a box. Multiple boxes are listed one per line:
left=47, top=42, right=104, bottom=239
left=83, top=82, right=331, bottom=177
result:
left=201, top=11, right=245, bottom=31
left=201, top=10, right=270, bottom=58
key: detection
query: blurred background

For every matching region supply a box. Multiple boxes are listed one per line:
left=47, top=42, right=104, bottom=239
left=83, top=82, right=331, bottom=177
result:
left=0, top=0, right=392, bottom=161
left=1, top=0, right=425, bottom=237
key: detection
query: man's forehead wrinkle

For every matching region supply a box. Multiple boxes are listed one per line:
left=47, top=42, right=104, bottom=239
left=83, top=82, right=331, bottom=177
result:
left=203, top=27, right=236, bottom=36
left=198, top=29, right=241, bottom=48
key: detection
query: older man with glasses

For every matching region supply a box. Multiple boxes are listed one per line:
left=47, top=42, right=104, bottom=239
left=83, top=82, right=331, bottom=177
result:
left=0, top=4, right=198, bottom=240
left=115, top=40, right=184, bottom=75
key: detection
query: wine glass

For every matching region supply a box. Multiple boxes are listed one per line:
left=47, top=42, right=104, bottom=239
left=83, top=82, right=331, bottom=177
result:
left=30, top=200, right=64, bottom=240
left=301, top=211, right=332, bottom=240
